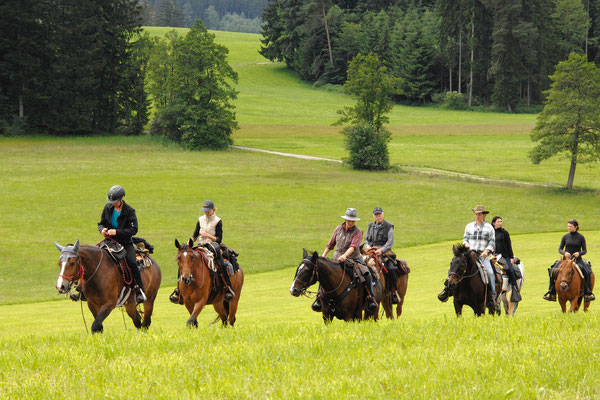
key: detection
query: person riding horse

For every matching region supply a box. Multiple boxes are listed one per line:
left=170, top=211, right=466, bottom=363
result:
left=438, top=205, right=497, bottom=310
left=98, top=185, right=146, bottom=304
left=544, top=219, right=595, bottom=302
left=169, top=200, right=235, bottom=304
left=363, top=206, right=399, bottom=304
left=313, top=208, right=378, bottom=312
left=491, top=216, right=521, bottom=301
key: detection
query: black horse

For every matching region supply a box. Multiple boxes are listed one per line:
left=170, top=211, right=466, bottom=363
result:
left=442, top=244, right=500, bottom=316
left=290, top=249, right=382, bottom=322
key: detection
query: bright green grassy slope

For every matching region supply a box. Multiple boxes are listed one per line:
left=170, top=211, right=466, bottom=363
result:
left=143, top=27, right=599, bottom=190
left=2, top=137, right=600, bottom=305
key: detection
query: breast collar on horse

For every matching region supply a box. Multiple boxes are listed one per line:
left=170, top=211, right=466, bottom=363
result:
left=300, top=258, right=357, bottom=314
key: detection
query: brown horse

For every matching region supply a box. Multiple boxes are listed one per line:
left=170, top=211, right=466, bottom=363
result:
left=54, top=240, right=162, bottom=333
left=556, top=256, right=595, bottom=313
left=363, top=249, right=409, bottom=319
left=174, top=239, right=244, bottom=327
left=290, top=249, right=382, bottom=323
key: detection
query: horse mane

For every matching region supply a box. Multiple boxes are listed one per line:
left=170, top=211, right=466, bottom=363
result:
left=452, top=243, right=470, bottom=257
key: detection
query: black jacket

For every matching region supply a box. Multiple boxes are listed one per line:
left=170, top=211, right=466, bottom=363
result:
left=98, top=201, right=138, bottom=245
left=494, top=227, right=514, bottom=259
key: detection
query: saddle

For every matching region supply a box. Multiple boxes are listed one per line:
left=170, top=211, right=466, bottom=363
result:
left=365, top=247, right=410, bottom=275
left=134, top=240, right=153, bottom=270
left=98, top=239, right=126, bottom=263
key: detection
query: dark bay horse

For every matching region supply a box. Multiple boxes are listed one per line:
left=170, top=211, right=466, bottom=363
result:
left=363, top=250, right=409, bottom=319
left=174, top=239, right=244, bottom=327
left=290, top=249, right=382, bottom=323
left=443, top=244, right=500, bottom=316
left=55, top=240, right=162, bottom=333
left=556, top=256, right=595, bottom=313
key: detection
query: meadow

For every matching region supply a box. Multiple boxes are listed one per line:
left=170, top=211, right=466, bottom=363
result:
left=1, top=28, right=600, bottom=399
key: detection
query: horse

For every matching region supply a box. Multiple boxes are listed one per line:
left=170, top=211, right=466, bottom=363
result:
left=555, top=256, right=595, bottom=313
left=289, top=249, right=382, bottom=323
left=54, top=239, right=162, bottom=333
left=443, top=244, right=501, bottom=316
left=362, top=249, right=409, bottom=319
left=494, top=258, right=524, bottom=316
left=174, top=239, right=244, bottom=327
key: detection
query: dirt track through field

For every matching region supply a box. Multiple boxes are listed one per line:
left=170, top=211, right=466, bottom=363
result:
left=231, top=145, right=560, bottom=188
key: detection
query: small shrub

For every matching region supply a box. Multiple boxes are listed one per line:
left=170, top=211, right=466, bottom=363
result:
left=440, top=91, right=468, bottom=110
left=342, top=123, right=390, bottom=170
left=0, top=116, right=29, bottom=136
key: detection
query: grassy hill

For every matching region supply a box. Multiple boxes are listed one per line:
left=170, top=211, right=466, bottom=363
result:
left=1, top=28, right=599, bottom=399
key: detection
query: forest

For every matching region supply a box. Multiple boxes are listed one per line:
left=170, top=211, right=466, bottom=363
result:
left=260, top=0, right=600, bottom=110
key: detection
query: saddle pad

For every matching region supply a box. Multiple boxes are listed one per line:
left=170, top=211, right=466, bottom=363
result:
left=475, top=259, right=488, bottom=285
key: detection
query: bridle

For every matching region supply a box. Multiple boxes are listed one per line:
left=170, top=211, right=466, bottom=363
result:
left=59, top=250, right=104, bottom=290
left=558, top=260, right=575, bottom=289
left=177, top=247, right=209, bottom=289
left=448, top=253, right=479, bottom=284
left=293, top=257, right=347, bottom=297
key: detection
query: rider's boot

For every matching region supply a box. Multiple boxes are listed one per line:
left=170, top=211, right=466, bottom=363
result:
left=134, top=285, right=147, bottom=304
left=312, top=296, right=323, bottom=312
left=69, top=284, right=86, bottom=301
left=363, top=272, right=378, bottom=312
left=543, top=271, right=556, bottom=301
left=169, top=288, right=183, bottom=305
left=221, top=270, right=235, bottom=301
left=584, top=275, right=595, bottom=301
left=437, top=284, right=451, bottom=302
left=387, top=267, right=399, bottom=304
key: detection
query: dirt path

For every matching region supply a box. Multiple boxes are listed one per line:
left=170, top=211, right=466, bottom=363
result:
left=231, top=145, right=559, bottom=188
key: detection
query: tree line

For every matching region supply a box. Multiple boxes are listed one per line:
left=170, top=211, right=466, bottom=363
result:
left=260, top=0, right=600, bottom=110
left=1, top=0, right=238, bottom=149
left=141, top=0, right=267, bottom=33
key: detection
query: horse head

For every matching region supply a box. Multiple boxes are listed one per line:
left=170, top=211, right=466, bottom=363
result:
left=175, top=238, right=199, bottom=285
left=54, top=240, right=81, bottom=294
left=447, top=243, right=473, bottom=289
left=290, top=248, right=318, bottom=297
left=557, top=256, right=576, bottom=292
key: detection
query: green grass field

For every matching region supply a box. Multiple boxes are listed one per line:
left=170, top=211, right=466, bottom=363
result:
left=1, top=28, right=600, bottom=398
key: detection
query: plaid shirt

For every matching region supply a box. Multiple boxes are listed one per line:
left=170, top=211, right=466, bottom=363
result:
left=326, top=223, right=362, bottom=251
left=463, top=221, right=495, bottom=253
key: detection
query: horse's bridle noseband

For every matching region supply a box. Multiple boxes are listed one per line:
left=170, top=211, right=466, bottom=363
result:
left=293, top=259, right=318, bottom=291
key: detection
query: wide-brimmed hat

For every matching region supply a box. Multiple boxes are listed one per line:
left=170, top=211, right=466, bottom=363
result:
left=201, top=200, right=215, bottom=212
left=472, top=205, right=490, bottom=214
left=341, top=208, right=360, bottom=221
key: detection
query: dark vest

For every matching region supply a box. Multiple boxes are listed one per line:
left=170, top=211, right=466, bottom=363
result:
left=366, top=220, right=393, bottom=247
left=333, top=224, right=363, bottom=261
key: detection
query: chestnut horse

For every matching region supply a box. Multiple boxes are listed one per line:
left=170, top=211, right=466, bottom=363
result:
left=174, top=239, right=244, bottom=327
left=54, top=240, right=162, bottom=333
left=289, top=249, right=382, bottom=323
left=363, top=249, right=409, bottom=319
left=443, top=244, right=501, bottom=316
left=556, top=256, right=595, bottom=313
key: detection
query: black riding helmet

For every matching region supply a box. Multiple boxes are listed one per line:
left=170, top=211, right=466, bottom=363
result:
left=107, top=185, right=125, bottom=203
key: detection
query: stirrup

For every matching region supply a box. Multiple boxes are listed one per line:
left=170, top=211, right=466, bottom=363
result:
left=391, top=292, right=399, bottom=304
left=367, top=297, right=377, bottom=311
left=584, top=293, right=595, bottom=302
left=543, top=291, right=556, bottom=302
left=311, top=299, right=322, bottom=312
left=135, top=287, right=147, bottom=304
left=69, top=291, right=85, bottom=302
left=169, top=289, right=182, bottom=305
left=224, top=287, right=235, bottom=301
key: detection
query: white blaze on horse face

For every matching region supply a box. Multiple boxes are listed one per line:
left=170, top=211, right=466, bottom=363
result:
left=183, top=251, right=187, bottom=258
left=57, top=261, right=67, bottom=289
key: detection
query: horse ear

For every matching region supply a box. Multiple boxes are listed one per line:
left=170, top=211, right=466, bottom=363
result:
left=188, top=238, right=194, bottom=248
left=311, top=251, right=318, bottom=262
left=54, top=242, right=64, bottom=252
left=175, top=239, right=180, bottom=249
left=303, top=248, right=308, bottom=258
left=73, top=240, right=80, bottom=252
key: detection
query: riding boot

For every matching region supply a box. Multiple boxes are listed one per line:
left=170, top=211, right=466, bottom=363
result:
left=131, top=267, right=146, bottom=304
left=387, top=266, right=399, bottom=304
left=70, top=284, right=86, bottom=302
left=363, top=272, right=378, bottom=311
left=437, top=282, right=451, bottom=302
left=543, top=269, right=556, bottom=301
left=584, top=274, right=595, bottom=301
left=312, top=290, right=323, bottom=312
left=169, top=270, right=183, bottom=304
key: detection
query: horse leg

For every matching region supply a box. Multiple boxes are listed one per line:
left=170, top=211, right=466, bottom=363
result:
left=213, top=301, right=228, bottom=326
left=453, top=300, right=463, bottom=317
left=382, top=294, right=393, bottom=319
left=187, top=301, right=206, bottom=328
left=559, top=297, right=567, bottom=313
left=227, top=298, right=240, bottom=327
left=91, top=304, right=115, bottom=333
left=125, top=301, right=142, bottom=329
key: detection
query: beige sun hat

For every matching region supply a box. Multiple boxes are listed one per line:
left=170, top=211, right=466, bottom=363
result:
left=472, top=205, right=490, bottom=214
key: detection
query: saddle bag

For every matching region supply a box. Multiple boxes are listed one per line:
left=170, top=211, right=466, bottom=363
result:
left=98, top=239, right=126, bottom=263
left=132, top=236, right=154, bottom=253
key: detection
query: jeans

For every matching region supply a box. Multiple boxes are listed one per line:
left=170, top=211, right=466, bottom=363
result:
left=481, top=256, right=496, bottom=299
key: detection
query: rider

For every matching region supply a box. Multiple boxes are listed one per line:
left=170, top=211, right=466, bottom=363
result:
left=544, top=219, right=595, bottom=302
left=438, top=205, right=496, bottom=308
left=169, top=200, right=234, bottom=303
left=364, top=206, right=399, bottom=304
left=313, top=208, right=378, bottom=312
left=98, top=185, right=146, bottom=304
left=491, top=216, right=520, bottom=300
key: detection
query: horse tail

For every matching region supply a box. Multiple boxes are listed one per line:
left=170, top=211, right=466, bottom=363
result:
left=209, top=315, right=221, bottom=325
